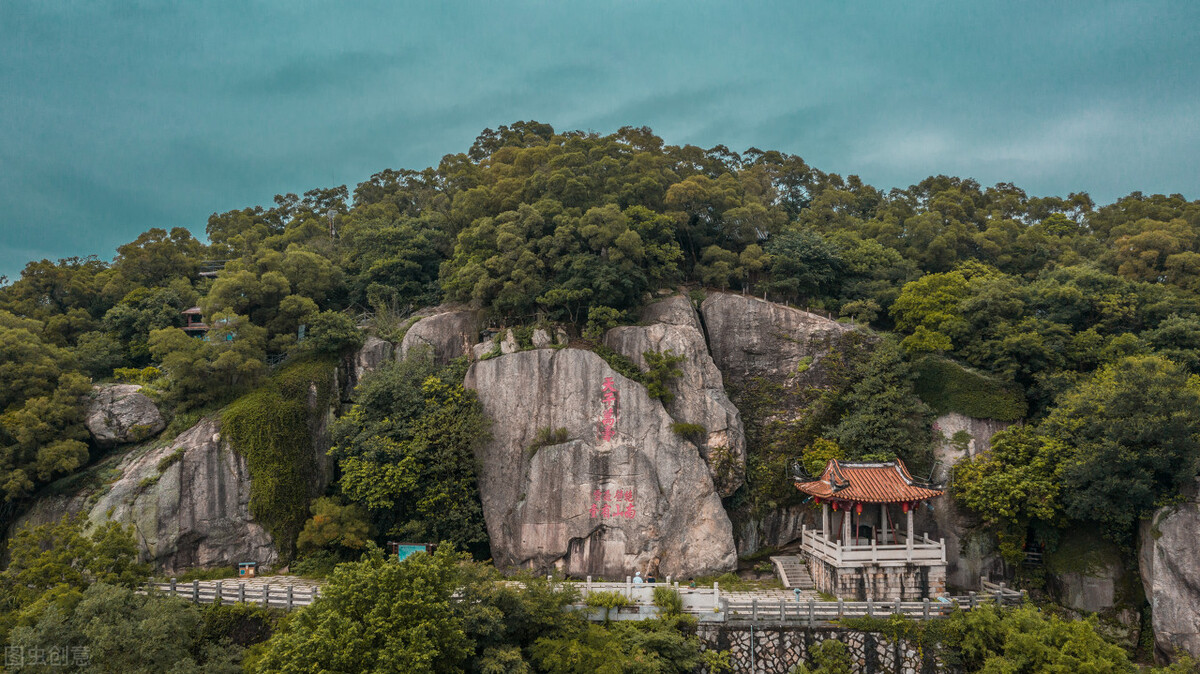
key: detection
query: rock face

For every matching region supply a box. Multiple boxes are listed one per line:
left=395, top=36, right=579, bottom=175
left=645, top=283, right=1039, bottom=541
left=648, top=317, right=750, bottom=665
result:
left=399, top=308, right=480, bottom=363
left=85, top=384, right=166, bottom=447
left=13, top=418, right=276, bottom=573
left=604, top=295, right=747, bottom=496
left=1047, top=532, right=1128, bottom=614
left=699, top=292, right=850, bottom=387
left=931, top=413, right=1013, bottom=477
left=1140, top=478, right=1200, bottom=662
left=697, top=292, right=852, bottom=553
left=340, top=335, right=394, bottom=399
left=916, top=413, right=1015, bottom=590
left=464, top=348, right=737, bottom=579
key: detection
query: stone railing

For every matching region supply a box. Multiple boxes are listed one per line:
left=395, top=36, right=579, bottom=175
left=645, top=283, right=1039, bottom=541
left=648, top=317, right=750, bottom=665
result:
left=801, top=525, right=946, bottom=566
left=723, top=585, right=1024, bottom=625
left=146, top=580, right=320, bottom=610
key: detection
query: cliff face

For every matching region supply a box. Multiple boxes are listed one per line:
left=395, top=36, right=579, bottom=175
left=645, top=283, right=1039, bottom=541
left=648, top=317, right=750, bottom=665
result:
left=464, top=347, right=737, bottom=579
left=915, top=413, right=1015, bottom=590
left=699, top=292, right=850, bottom=387
left=697, top=292, right=853, bottom=553
left=1141, top=478, right=1200, bottom=663
left=13, top=417, right=276, bottom=573
left=604, top=296, right=747, bottom=496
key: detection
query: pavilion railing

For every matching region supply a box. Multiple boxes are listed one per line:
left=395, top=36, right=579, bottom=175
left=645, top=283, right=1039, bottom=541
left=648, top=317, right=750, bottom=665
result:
left=801, top=526, right=946, bottom=565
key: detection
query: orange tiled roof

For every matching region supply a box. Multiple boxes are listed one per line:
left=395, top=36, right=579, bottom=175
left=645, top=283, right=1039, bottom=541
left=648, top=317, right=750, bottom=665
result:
left=795, top=459, right=943, bottom=504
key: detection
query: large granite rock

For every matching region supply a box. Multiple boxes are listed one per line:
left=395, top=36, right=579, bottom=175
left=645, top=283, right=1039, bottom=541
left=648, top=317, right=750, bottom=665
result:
left=1140, top=478, right=1200, bottom=663
left=916, top=413, right=1015, bottom=590
left=85, top=384, right=166, bottom=447
left=399, top=308, right=480, bottom=363
left=604, top=295, right=747, bottom=496
left=699, top=292, right=850, bottom=387
left=12, top=418, right=276, bottom=573
left=1046, top=532, right=1129, bottom=614
left=697, top=292, right=853, bottom=553
left=464, top=348, right=737, bottom=579
left=340, top=335, right=394, bottom=400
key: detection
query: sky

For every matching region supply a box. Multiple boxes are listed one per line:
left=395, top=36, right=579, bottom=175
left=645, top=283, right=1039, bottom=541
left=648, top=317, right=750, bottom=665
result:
left=2, top=0, right=1198, bottom=280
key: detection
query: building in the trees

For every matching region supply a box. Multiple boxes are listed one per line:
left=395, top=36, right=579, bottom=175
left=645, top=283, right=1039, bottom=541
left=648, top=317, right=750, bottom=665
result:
left=795, top=459, right=947, bottom=601
left=181, top=307, right=209, bottom=336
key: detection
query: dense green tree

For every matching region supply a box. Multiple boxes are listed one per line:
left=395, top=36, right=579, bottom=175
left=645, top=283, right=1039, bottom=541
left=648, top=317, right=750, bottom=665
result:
left=332, top=354, right=490, bottom=548
left=101, top=286, right=191, bottom=365
left=0, top=372, right=92, bottom=500
left=296, top=496, right=372, bottom=556
left=952, top=426, right=1067, bottom=562
left=148, top=314, right=267, bottom=408
left=827, top=337, right=934, bottom=466
left=0, top=311, right=68, bottom=411
left=1042, top=355, right=1200, bottom=542
left=765, top=229, right=847, bottom=302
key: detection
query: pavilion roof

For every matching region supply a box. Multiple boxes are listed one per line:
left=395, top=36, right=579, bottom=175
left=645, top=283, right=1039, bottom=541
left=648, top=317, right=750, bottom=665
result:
left=795, top=459, right=943, bottom=504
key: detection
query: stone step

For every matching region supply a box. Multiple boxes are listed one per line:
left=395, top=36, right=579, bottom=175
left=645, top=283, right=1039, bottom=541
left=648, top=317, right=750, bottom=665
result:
left=769, top=555, right=815, bottom=589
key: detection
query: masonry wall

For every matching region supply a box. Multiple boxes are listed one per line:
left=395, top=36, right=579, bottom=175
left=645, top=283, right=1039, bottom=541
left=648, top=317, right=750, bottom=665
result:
left=696, top=624, right=947, bottom=674
left=807, top=558, right=947, bottom=601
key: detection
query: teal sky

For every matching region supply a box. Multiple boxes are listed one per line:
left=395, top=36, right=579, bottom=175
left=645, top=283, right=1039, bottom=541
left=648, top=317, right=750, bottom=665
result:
left=2, top=0, right=1198, bottom=279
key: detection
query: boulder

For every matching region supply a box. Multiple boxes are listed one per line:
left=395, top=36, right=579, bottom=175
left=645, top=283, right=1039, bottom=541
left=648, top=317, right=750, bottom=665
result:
left=932, top=413, right=1014, bottom=475
left=1046, top=532, right=1128, bottom=614
left=464, top=348, right=737, bottom=579
left=699, top=292, right=850, bottom=386
left=472, top=341, right=494, bottom=360
left=12, top=418, right=276, bottom=573
left=85, top=384, right=166, bottom=447
left=555, top=327, right=569, bottom=346
left=642, top=294, right=704, bottom=332
left=399, top=309, right=480, bottom=363
left=1140, top=478, right=1200, bottom=663
left=500, top=329, right=519, bottom=354
left=604, top=295, right=747, bottom=495
left=532, top=328, right=552, bottom=349
left=340, top=335, right=393, bottom=399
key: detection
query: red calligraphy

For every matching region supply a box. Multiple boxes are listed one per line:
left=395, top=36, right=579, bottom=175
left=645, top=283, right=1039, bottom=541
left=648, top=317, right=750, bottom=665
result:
left=598, top=377, right=618, bottom=442
left=587, top=486, right=637, bottom=520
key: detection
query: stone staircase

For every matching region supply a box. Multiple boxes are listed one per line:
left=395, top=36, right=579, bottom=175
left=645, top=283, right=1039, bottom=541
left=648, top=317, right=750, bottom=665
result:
left=770, top=555, right=815, bottom=590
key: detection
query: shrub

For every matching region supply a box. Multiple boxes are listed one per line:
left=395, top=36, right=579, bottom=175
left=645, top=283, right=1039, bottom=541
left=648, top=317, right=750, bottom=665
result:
left=222, top=359, right=333, bottom=559
left=593, top=344, right=644, bottom=383
left=643, top=349, right=685, bottom=403
left=114, top=366, right=162, bottom=385
left=670, top=422, right=706, bottom=443
left=653, top=587, right=683, bottom=616
left=585, top=590, right=631, bottom=623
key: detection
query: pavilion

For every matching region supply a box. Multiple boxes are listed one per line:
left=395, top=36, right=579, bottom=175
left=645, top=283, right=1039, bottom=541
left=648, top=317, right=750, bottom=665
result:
left=795, top=459, right=948, bottom=601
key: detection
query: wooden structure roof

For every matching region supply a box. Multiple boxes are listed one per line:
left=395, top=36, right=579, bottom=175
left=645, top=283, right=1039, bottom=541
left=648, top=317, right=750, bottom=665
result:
left=795, top=459, right=943, bottom=504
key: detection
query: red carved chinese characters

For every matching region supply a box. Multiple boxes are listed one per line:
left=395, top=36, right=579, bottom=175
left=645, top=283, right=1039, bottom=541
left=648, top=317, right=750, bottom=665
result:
left=598, top=377, right=618, bottom=442
left=589, top=487, right=636, bottom=519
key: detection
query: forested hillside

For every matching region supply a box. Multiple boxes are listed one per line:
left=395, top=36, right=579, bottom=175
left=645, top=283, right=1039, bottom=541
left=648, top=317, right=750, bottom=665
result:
left=4, top=121, right=1199, bottom=540
left=2, top=122, right=1200, bottom=669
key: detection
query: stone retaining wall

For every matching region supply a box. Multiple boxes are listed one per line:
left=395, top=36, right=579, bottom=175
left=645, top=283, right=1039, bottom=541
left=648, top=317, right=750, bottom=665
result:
left=696, top=624, right=945, bottom=674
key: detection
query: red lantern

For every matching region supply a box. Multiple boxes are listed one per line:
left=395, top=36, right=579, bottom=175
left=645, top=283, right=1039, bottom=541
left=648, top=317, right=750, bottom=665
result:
left=855, top=502, right=863, bottom=515
left=831, top=502, right=838, bottom=512
left=901, top=502, right=910, bottom=513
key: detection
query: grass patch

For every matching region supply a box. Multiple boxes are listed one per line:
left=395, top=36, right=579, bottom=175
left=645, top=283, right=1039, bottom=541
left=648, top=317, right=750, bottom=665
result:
left=527, top=426, right=570, bottom=457
left=914, top=355, right=1026, bottom=421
